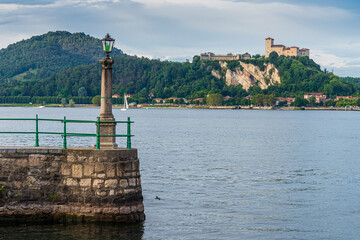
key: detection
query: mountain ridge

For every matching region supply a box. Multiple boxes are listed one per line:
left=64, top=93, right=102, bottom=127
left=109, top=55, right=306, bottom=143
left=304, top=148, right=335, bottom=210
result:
left=0, top=31, right=358, bottom=103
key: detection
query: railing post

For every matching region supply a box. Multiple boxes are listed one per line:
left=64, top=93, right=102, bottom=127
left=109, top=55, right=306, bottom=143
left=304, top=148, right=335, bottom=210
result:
left=127, top=117, right=131, bottom=149
left=35, top=114, right=39, bottom=147
left=63, top=116, right=67, bottom=149
left=96, top=117, right=100, bottom=149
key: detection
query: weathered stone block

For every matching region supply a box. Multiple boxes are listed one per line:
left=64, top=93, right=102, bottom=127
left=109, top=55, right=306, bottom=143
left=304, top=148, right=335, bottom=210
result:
left=13, top=181, right=22, bottom=190
left=78, top=156, right=87, bottom=162
left=95, top=190, right=107, bottom=197
left=103, top=207, right=119, bottom=214
left=15, top=159, right=28, bottom=167
left=129, top=178, right=137, bottom=187
left=66, top=178, right=78, bottom=186
left=120, top=206, right=131, bottom=214
left=83, top=164, right=94, bottom=177
left=51, top=161, right=60, bottom=168
left=93, top=207, right=103, bottom=214
left=132, top=162, right=139, bottom=171
left=124, top=189, right=136, bottom=194
left=93, top=179, right=104, bottom=189
left=25, top=176, right=36, bottom=184
left=29, top=185, right=40, bottom=190
left=96, top=173, right=106, bottom=179
left=80, top=178, right=92, bottom=187
left=105, top=179, right=118, bottom=189
left=124, top=172, right=133, bottom=177
left=61, top=163, right=71, bottom=176
left=80, top=207, right=91, bottom=213
left=106, top=164, right=116, bottom=177
left=29, top=156, right=40, bottom=167
left=116, top=163, right=124, bottom=177
left=124, top=163, right=132, bottom=172
left=67, top=155, right=76, bottom=162
left=95, top=164, right=105, bottom=173
left=137, top=203, right=144, bottom=212
left=72, top=164, right=83, bottom=178
left=119, top=179, right=128, bottom=188
left=88, top=156, right=95, bottom=163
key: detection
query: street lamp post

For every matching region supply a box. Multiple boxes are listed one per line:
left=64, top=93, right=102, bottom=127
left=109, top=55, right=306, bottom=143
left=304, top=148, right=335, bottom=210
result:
left=98, top=33, right=117, bottom=149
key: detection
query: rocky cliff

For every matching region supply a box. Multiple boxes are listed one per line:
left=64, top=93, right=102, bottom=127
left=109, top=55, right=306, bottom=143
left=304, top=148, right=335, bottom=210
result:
left=212, top=61, right=281, bottom=91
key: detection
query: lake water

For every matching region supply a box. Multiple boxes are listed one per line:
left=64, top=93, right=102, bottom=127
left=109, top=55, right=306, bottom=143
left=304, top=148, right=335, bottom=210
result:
left=0, top=107, right=360, bottom=240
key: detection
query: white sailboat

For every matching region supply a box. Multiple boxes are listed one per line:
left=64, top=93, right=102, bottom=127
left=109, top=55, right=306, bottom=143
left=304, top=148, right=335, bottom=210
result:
left=121, top=94, right=129, bottom=111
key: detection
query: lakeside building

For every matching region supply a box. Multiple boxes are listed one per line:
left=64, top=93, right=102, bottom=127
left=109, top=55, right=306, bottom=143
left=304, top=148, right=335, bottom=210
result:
left=277, top=97, right=295, bottom=106
left=244, top=95, right=253, bottom=100
left=304, top=93, right=326, bottom=103
left=265, top=38, right=310, bottom=58
left=200, top=52, right=252, bottom=61
left=153, top=98, right=164, bottom=103
left=167, top=97, right=180, bottom=102
left=193, top=98, right=204, bottom=103
left=334, top=96, right=359, bottom=101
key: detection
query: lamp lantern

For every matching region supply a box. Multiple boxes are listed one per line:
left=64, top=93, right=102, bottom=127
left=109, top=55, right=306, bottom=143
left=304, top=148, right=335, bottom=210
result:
left=101, top=33, right=115, bottom=59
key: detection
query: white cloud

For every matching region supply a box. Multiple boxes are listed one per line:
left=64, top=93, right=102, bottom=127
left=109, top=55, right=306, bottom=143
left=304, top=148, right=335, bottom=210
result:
left=0, top=0, right=359, bottom=76
left=312, top=50, right=360, bottom=75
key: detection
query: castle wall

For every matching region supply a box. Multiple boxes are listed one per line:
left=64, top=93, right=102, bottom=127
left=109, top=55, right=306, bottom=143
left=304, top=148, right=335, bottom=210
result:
left=200, top=53, right=251, bottom=61
left=284, top=47, right=299, bottom=57
left=210, top=55, right=240, bottom=61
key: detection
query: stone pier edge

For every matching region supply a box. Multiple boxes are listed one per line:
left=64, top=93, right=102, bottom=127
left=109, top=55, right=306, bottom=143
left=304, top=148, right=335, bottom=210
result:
left=0, top=147, right=145, bottom=223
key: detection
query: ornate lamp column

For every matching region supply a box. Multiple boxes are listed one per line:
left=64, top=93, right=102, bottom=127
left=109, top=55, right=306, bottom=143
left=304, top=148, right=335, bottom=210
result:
left=98, top=33, right=117, bottom=149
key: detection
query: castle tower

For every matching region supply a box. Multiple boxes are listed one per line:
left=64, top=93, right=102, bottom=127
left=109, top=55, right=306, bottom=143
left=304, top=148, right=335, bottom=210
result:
left=265, top=37, right=274, bottom=58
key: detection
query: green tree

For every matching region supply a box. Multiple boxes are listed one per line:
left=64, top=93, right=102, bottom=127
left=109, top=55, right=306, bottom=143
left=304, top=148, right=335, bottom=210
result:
left=326, top=100, right=336, bottom=107
left=61, top=98, right=67, bottom=106
left=293, top=96, right=308, bottom=107
left=68, top=99, right=75, bottom=107
left=309, top=96, right=316, bottom=106
left=78, top=87, right=88, bottom=97
left=269, top=51, right=278, bottom=63
left=206, top=93, right=223, bottom=106
left=252, top=94, right=264, bottom=106
left=92, top=95, right=101, bottom=106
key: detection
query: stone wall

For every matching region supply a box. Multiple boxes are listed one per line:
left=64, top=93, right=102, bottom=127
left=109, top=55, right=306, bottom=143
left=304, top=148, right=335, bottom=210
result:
left=0, top=147, right=144, bottom=223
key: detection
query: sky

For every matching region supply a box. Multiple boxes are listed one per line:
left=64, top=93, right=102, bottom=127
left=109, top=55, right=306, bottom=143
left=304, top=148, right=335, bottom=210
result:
left=1, top=0, right=360, bottom=77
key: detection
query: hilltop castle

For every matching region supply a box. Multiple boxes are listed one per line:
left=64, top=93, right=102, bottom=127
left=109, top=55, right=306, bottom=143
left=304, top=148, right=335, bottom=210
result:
left=265, top=37, right=309, bottom=58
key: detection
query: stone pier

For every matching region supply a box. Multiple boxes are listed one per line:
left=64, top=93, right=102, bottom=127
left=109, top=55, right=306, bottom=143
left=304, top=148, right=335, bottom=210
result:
left=0, top=147, right=145, bottom=223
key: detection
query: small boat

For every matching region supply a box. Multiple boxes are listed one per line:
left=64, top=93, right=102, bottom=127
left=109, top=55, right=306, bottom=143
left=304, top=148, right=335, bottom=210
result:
left=121, top=94, right=129, bottom=111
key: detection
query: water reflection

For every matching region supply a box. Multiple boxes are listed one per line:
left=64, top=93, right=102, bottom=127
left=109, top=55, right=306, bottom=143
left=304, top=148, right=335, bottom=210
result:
left=0, top=223, right=144, bottom=240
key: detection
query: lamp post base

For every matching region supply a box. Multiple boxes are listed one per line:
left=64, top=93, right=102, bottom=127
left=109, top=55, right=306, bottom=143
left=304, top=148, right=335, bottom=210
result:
left=97, top=117, right=117, bottom=149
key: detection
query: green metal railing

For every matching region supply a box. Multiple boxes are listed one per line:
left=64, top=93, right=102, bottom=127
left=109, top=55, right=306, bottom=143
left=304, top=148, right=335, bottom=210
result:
left=0, top=115, right=134, bottom=149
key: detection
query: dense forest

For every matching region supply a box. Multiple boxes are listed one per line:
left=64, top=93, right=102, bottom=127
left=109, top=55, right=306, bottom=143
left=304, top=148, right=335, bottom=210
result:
left=0, top=31, right=359, bottom=105
left=0, top=31, right=122, bottom=81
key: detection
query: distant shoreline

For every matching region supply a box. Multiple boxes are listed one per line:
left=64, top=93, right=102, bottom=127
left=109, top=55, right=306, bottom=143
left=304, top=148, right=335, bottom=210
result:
left=0, top=103, right=358, bottom=111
